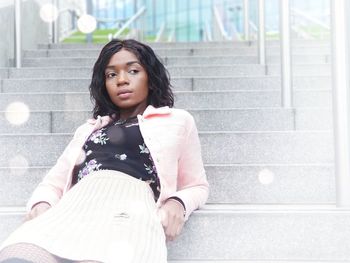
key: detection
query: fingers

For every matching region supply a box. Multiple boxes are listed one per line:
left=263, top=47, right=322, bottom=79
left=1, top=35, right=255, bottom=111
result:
left=158, top=200, right=185, bottom=241
left=25, top=202, right=51, bottom=222
left=165, top=212, right=184, bottom=241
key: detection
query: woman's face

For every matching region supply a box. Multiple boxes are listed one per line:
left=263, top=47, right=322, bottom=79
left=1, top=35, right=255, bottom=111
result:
left=104, top=49, right=149, bottom=117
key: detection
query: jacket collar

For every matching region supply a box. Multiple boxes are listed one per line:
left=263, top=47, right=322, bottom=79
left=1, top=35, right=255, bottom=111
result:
left=142, top=105, right=171, bottom=118
left=86, top=105, right=171, bottom=126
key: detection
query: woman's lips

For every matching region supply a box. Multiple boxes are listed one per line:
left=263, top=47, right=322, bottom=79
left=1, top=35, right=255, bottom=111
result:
left=117, top=89, right=132, bottom=99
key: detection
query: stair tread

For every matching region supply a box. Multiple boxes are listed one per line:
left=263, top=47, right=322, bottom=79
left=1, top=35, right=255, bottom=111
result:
left=2, top=204, right=349, bottom=214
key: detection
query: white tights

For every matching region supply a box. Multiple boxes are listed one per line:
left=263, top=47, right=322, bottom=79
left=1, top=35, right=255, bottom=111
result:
left=0, top=243, right=101, bottom=263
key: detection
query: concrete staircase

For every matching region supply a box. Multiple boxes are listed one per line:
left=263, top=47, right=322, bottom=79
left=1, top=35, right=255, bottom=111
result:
left=1, top=40, right=350, bottom=262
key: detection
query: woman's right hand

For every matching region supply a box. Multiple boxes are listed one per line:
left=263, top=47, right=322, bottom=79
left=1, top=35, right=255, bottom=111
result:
left=25, top=202, right=51, bottom=221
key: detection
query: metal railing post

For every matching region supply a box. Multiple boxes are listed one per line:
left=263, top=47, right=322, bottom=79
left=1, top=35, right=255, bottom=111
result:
left=258, top=0, right=266, bottom=65
left=243, top=0, right=249, bottom=41
left=14, top=0, right=22, bottom=68
left=280, top=0, right=293, bottom=108
left=86, top=0, right=93, bottom=43
left=331, top=0, right=350, bottom=207
left=52, top=0, right=58, bottom=43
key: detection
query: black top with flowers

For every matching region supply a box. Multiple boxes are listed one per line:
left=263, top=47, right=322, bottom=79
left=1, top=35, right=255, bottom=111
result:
left=72, top=116, right=161, bottom=201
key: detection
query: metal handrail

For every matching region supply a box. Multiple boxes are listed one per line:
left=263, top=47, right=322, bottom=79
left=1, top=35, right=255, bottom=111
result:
left=55, top=8, right=80, bottom=43
left=213, top=5, right=231, bottom=41
left=167, top=28, right=175, bottom=42
left=291, top=7, right=331, bottom=30
left=291, top=7, right=330, bottom=39
left=155, top=22, right=165, bottom=42
left=113, top=6, right=146, bottom=39
left=249, top=21, right=258, bottom=33
left=205, top=21, right=213, bottom=42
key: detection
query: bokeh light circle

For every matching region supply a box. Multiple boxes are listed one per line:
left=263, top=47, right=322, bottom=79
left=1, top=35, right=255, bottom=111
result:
left=258, top=168, right=275, bottom=185
left=77, top=14, right=97, bottom=34
left=39, top=3, right=59, bottom=23
left=5, top=102, right=30, bottom=125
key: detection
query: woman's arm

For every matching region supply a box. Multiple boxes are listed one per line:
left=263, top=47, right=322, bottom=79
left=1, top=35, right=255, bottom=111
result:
left=158, top=113, right=209, bottom=241
left=171, top=114, right=209, bottom=221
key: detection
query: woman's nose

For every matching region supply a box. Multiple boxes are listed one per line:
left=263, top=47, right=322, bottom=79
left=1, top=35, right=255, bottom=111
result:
left=117, top=71, right=129, bottom=85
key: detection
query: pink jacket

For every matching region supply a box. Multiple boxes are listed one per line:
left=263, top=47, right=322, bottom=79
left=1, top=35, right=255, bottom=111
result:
left=27, top=105, right=209, bottom=220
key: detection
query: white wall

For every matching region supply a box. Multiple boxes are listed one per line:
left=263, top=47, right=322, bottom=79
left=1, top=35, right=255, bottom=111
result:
left=0, top=0, right=50, bottom=67
left=0, top=0, right=87, bottom=67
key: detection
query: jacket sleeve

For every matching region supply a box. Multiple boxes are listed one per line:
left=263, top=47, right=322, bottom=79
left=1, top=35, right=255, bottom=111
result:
left=26, top=123, right=89, bottom=212
left=170, top=114, right=209, bottom=221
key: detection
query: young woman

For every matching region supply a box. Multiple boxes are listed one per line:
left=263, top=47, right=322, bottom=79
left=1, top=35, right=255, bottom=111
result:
left=0, top=39, right=209, bottom=263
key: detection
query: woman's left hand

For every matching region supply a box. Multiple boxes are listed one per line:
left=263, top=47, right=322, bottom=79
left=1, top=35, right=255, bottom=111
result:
left=158, top=199, right=185, bottom=241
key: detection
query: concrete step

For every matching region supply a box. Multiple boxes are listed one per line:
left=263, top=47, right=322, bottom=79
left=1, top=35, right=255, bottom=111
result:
left=1, top=65, right=331, bottom=79
left=38, top=40, right=331, bottom=49
left=3, top=66, right=267, bottom=78
left=164, top=54, right=330, bottom=65
left=0, top=163, right=334, bottom=207
left=0, top=131, right=333, bottom=167
left=0, top=76, right=332, bottom=93
left=268, top=63, right=331, bottom=76
left=20, top=54, right=330, bottom=67
left=169, top=205, right=350, bottom=260
left=1, top=205, right=349, bottom=261
left=0, top=108, right=333, bottom=134
left=23, top=47, right=331, bottom=58
left=0, top=90, right=333, bottom=110
left=0, top=68, right=8, bottom=79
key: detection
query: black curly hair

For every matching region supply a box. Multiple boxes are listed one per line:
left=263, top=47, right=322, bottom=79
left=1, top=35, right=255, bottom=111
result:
left=89, top=39, right=174, bottom=119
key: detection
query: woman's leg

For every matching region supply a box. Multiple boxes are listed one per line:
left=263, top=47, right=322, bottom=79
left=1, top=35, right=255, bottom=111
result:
left=0, top=243, right=62, bottom=263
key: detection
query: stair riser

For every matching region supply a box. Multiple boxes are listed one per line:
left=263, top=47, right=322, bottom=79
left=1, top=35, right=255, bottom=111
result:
left=0, top=132, right=333, bottom=168
left=268, top=64, right=331, bottom=76
left=0, top=69, right=8, bottom=79
left=167, top=212, right=350, bottom=260
left=0, top=109, right=333, bottom=134
left=0, top=91, right=332, bottom=111
left=20, top=55, right=329, bottom=67
left=23, top=48, right=331, bottom=58
left=39, top=41, right=330, bottom=49
left=0, top=76, right=332, bottom=93
left=0, top=165, right=335, bottom=206
left=4, top=65, right=331, bottom=79
left=5, top=66, right=267, bottom=78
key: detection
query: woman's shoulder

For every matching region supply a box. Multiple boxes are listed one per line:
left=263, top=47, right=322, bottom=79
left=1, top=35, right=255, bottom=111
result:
left=144, top=105, right=194, bottom=124
left=168, top=107, right=194, bottom=121
left=72, top=115, right=109, bottom=138
left=72, top=122, right=94, bottom=138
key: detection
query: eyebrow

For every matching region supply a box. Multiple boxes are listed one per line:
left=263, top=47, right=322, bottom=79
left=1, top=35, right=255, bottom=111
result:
left=105, top=61, right=141, bottom=70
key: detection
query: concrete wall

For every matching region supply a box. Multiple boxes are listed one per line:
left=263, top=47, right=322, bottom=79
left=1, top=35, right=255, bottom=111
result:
left=0, top=0, right=49, bottom=67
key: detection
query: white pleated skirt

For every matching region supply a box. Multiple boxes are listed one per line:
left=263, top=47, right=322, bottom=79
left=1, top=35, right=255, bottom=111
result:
left=0, top=170, right=167, bottom=263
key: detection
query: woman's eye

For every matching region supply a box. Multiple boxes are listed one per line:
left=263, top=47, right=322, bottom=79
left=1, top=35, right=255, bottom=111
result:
left=106, top=72, right=116, bottom=78
left=129, top=69, right=139, bottom=74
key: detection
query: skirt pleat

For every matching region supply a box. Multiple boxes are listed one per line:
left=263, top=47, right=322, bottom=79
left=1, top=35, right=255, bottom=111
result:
left=0, top=170, right=167, bottom=263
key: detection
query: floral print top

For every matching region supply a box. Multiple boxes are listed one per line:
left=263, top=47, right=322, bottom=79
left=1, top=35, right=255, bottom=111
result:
left=72, top=116, right=160, bottom=201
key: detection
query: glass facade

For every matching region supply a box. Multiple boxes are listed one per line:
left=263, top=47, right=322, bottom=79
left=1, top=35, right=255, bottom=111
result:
left=90, top=0, right=330, bottom=42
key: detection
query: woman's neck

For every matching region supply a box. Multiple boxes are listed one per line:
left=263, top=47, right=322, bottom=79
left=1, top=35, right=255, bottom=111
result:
left=118, top=105, right=148, bottom=120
